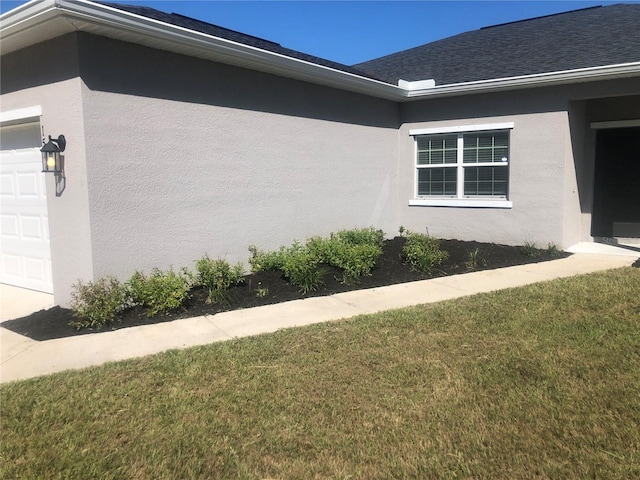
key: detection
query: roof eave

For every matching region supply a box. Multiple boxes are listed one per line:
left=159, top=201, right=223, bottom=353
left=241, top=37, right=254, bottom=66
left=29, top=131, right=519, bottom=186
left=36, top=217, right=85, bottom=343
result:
left=0, top=0, right=404, bottom=101
left=2, top=1, right=638, bottom=103
left=403, top=62, right=640, bottom=100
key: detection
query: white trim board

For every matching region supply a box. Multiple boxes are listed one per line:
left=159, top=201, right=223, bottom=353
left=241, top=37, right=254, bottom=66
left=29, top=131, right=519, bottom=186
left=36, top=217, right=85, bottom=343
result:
left=409, top=199, right=513, bottom=208
left=0, top=106, right=42, bottom=125
left=409, top=122, right=514, bottom=136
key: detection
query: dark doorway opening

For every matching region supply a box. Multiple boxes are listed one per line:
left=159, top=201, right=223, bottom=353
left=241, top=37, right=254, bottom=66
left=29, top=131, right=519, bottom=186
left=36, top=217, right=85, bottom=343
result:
left=591, top=127, right=640, bottom=238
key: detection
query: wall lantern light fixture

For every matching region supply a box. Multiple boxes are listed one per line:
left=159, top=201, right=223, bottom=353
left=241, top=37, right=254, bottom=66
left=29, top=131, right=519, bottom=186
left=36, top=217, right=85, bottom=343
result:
left=41, top=134, right=66, bottom=173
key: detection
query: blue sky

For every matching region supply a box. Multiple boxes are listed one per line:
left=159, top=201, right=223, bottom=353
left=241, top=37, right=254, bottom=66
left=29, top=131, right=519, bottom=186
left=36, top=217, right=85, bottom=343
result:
left=1, top=1, right=637, bottom=65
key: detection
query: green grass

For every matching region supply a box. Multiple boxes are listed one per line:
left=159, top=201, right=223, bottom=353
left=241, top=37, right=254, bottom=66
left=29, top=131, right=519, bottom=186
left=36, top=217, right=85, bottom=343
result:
left=2, top=268, right=640, bottom=479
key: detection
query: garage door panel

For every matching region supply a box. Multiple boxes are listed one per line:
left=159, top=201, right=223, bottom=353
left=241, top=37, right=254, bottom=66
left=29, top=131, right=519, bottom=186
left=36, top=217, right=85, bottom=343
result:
left=17, top=172, right=40, bottom=197
left=1, top=253, right=51, bottom=292
left=1, top=173, right=15, bottom=196
left=1, top=127, right=53, bottom=293
left=24, top=255, right=49, bottom=282
left=2, top=254, right=21, bottom=278
left=1, top=215, right=19, bottom=237
left=20, top=214, right=45, bottom=240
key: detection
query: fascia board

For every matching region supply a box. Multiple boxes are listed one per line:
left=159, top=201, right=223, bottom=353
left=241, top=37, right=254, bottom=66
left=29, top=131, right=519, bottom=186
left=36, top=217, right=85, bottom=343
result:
left=404, top=62, right=640, bottom=100
left=0, top=0, right=58, bottom=36
left=2, top=0, right=638, bottom=102
left=0, top=0, right=55, bottom=24
left=2, top=0, right=404, bottom=101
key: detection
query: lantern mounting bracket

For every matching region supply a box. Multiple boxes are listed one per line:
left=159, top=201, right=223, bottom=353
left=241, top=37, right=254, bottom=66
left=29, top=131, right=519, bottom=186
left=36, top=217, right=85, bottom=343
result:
left=50, top=135, right=66, bottom=152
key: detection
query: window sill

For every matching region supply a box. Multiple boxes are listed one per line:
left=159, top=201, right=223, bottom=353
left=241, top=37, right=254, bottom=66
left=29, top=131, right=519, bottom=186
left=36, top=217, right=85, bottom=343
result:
left=409, top=198, right=513, bottom=208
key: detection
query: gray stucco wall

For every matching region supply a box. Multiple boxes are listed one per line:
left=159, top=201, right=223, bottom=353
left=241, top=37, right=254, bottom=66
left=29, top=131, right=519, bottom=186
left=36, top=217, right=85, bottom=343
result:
left=397, top=81, right=640, bottom=248
left=1, top=34, right=94, bottom=305
left=76, top=34, right=400, bottom=282
left=398, top=88, right=571, bottom=247
left=3, top=30, right=638, bottom=305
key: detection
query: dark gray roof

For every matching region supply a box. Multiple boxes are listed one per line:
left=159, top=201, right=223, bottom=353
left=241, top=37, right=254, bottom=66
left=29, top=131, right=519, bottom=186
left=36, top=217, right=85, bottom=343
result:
left=101, top=2, right=380, bottom=80
left=354, top=4, right=640, bottom=85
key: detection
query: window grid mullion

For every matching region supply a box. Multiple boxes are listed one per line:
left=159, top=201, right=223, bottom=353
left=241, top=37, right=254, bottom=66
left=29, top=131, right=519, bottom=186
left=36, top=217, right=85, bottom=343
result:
left=414, top=129, right=510, bottom=200
left=456, top=134, right=464, bottom=198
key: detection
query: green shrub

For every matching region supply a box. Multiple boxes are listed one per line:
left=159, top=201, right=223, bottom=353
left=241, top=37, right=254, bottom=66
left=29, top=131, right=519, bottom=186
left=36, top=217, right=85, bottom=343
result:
left=281, top=249, right=324, bottom=294
left=323, top=241, right=382, bottom=283
left=305, top=236, right=332, bottom=261
left=467, top=247, right=484, bottom=269
left=546, top=243, right=561, bottom=257
left=330, top=227, right=384, bottom=248
left=195, top=255, right=244, bottom=304
left=402, top=231, right=448, bottom=273
left=307, top=228, right=383, bottom=283
left=522, top=241, right=540, bottom=257
left=251, top=228, right=385, bottom=290
left=69, top=277, right=128, bottom=329
left=339, top=243, right=382, bottom=283
left=255, top=282, right=269, bottom=298
left=248, top=245, right=289, bottom=273
left=127, top=268, right=191, bottom=316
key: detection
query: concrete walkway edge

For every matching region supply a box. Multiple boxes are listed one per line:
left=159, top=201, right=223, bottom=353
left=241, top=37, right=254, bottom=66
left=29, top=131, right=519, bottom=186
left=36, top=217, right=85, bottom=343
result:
left=1, top=253, right=636, bottom=383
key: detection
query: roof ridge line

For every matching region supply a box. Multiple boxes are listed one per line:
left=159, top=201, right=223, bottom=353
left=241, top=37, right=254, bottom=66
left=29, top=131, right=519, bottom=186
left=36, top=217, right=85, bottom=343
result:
left=480, top=5, right=603, bottom=30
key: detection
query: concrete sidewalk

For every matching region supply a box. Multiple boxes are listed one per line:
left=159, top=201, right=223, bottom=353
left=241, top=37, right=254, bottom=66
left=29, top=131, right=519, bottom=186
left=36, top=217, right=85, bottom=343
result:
left=1, top=251, right=637, bottom=384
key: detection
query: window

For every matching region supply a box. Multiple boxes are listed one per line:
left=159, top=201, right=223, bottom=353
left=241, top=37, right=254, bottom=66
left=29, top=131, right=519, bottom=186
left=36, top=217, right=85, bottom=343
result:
left=410, top=123, right=513, bottom=208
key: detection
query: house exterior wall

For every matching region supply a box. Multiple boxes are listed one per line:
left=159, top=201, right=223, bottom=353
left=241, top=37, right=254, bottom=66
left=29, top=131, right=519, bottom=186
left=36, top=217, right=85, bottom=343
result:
left=398, top=88, right=571, bottom=247
left=76, top=34, right=400, bottom=283
left=1, top=34, right=94, bottom=306
left=398, top=80, right=640, bottom=248
left=3, top=29, right=638, bottom=305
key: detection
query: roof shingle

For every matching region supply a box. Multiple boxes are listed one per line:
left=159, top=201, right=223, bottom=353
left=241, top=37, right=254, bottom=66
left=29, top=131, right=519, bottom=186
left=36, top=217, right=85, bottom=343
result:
left=101, top=2, right=381, bottom=80
left=354, top=4, right=640, bottom=85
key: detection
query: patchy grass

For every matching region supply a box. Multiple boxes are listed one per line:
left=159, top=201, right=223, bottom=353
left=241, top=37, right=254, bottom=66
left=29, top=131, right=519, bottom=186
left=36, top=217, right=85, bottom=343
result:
left=2, top=268, right=640, bottom=479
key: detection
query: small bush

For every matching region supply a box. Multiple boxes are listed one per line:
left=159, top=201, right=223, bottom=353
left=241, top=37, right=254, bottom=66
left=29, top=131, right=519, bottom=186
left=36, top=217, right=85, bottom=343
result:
left=522, top=241, right=540, bottom=257
left=403, top=231, right=448, bottom=273
left=546, top=243, right=561, bottom=257
left=323, top=241, right=382, bottom=283
left=255, top=282, right=269, bottom=298
left=127, top=268, right=191, bottom=316
left=467, top=247, right=484, bottom=269
left=195, top=255, right=244, bottom=304
left=281, top=249, right=324, bottom=294
left=331, top=227, right=384, bottom=248
left=305, top=236, right=332, bottom=261
left=248, top=245, right=288, bottom=273
left=307, top=228, right=383, bottom=283
left=69, top=277, right=128, bottom=329
left=250, top=227, right=383, bottom=290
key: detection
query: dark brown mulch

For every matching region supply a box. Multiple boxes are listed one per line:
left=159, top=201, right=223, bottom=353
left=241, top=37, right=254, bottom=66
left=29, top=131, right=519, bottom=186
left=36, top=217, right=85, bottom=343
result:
left=1, top=237, right=569, bottom=342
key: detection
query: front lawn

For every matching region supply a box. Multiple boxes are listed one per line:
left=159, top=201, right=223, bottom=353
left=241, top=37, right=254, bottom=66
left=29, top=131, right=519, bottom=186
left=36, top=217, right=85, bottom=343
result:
left=2, top=268, right=639, bottom=479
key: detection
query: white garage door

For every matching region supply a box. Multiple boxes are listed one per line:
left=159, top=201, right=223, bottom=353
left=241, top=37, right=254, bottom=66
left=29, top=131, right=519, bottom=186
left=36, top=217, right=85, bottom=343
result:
left=0, top=122, right=53, bottom=293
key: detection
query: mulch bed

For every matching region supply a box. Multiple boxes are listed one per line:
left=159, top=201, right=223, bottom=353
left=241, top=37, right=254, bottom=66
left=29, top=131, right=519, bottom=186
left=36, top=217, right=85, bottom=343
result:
left=2, top=237, right=570, bottom=341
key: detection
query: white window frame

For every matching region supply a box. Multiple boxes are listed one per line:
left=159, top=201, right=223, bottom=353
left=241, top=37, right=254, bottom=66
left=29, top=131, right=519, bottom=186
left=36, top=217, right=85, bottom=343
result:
left=409, top=123, right=514, bottom=208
